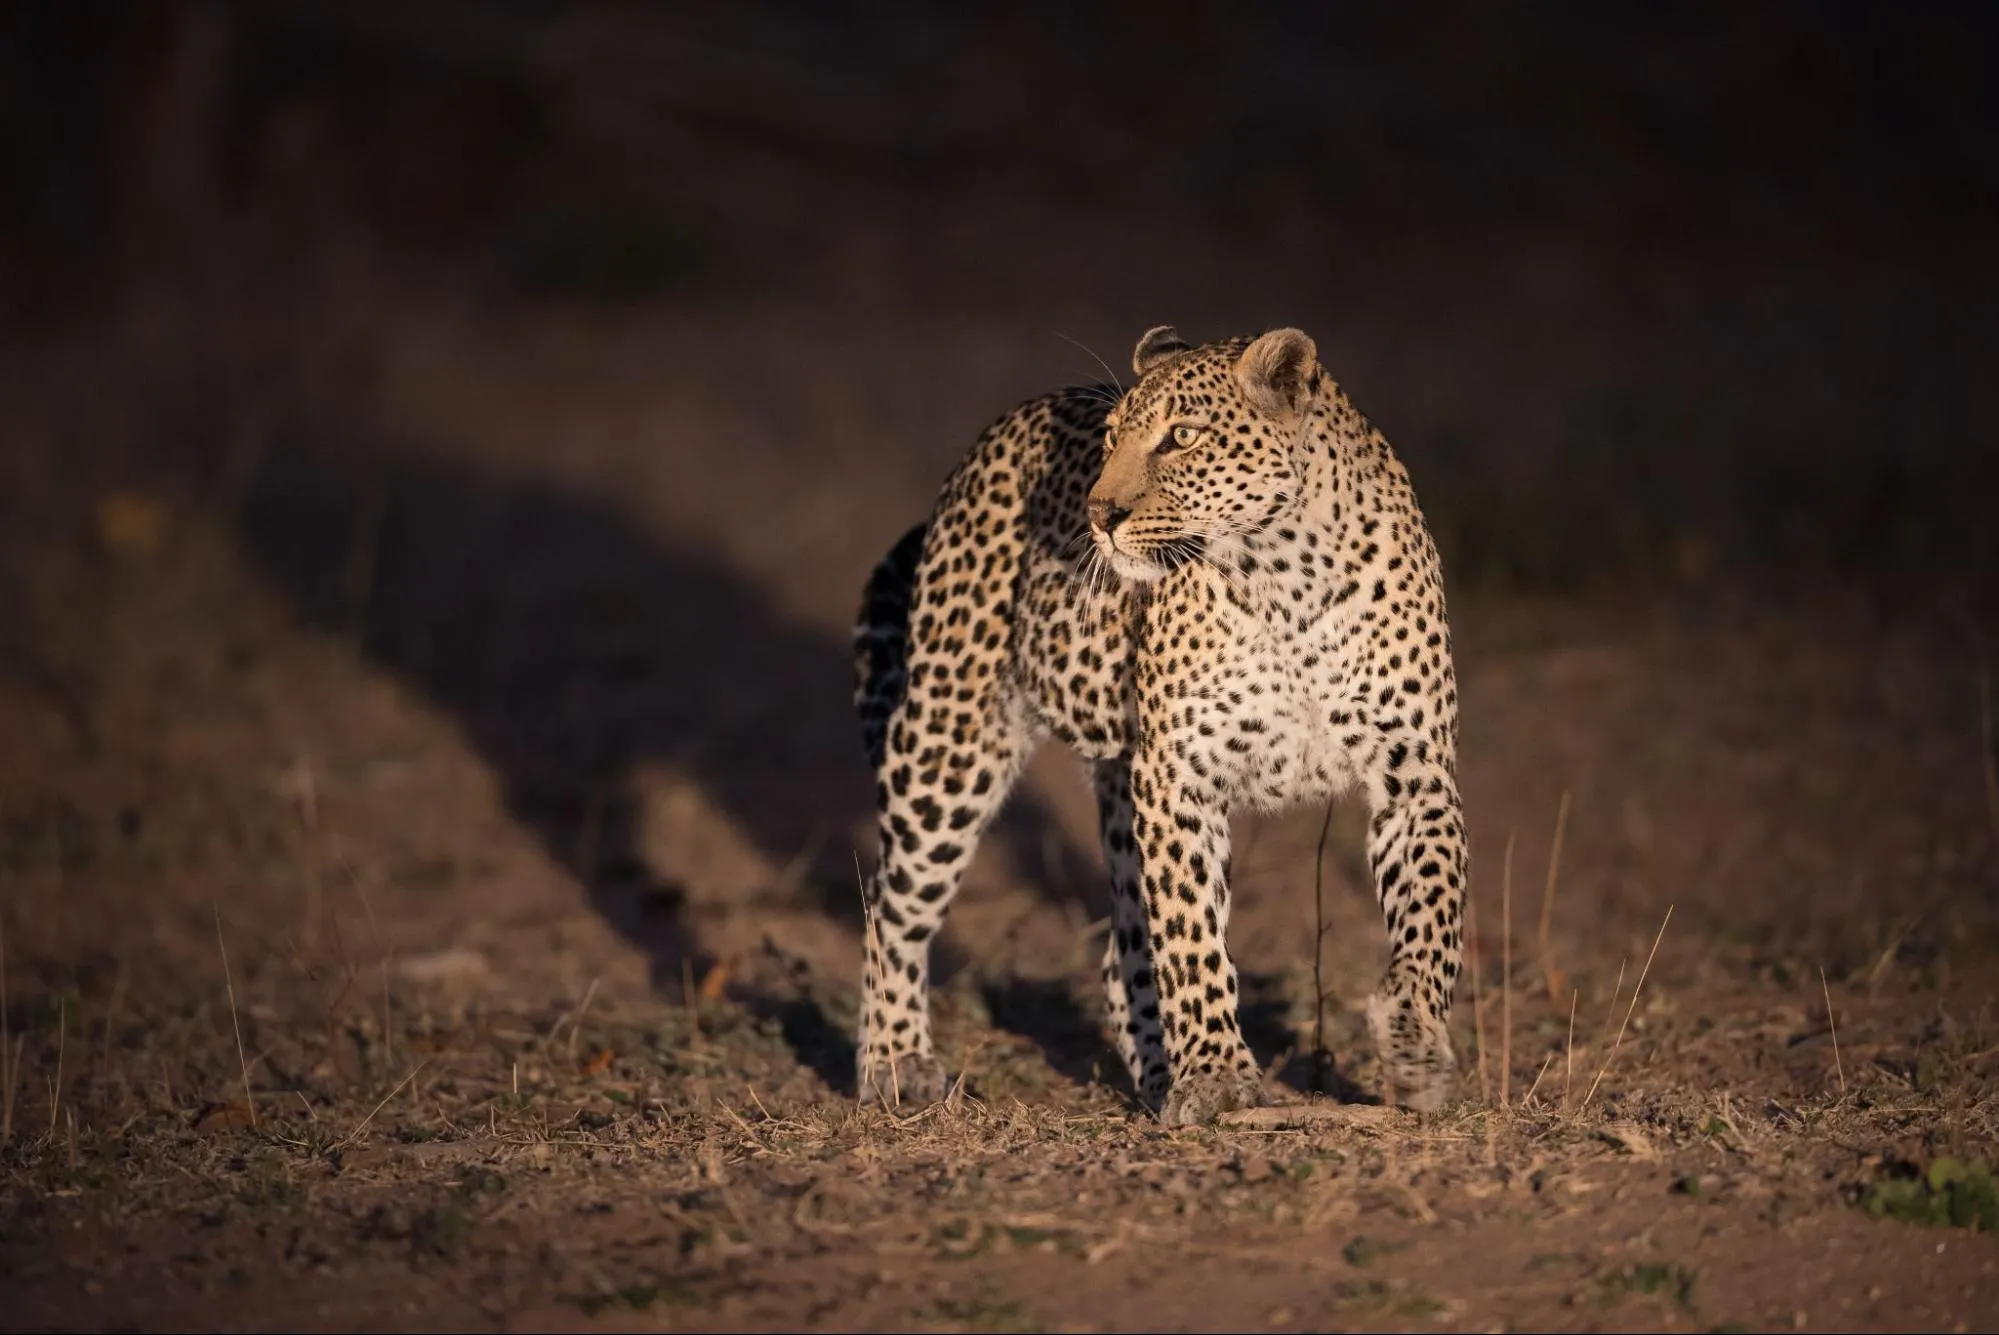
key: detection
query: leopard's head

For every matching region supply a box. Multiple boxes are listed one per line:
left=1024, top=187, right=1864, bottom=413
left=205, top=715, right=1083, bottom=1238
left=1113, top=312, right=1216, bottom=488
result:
left=1088, top=326, right=1318, bottom=583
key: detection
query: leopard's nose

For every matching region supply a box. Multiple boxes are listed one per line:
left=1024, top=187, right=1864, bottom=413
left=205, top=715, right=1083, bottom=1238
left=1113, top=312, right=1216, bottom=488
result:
left=1088, top=498, right=1130, bottom=533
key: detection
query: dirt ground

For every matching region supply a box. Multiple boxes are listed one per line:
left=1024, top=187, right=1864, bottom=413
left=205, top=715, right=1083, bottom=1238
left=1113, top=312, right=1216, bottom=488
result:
left=3, top=7, right=1999, bottom=1332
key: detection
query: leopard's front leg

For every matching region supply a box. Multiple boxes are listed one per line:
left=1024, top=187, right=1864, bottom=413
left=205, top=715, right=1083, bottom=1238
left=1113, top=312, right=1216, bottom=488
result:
left=1361, top=743, right=1467, bottom=1111
left=1126, top=740, right=1269, bottom=1126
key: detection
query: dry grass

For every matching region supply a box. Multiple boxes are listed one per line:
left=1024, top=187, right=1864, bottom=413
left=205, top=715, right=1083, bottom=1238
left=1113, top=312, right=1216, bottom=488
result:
left=1580, top=907, right=1673, bottom=1114
left=1, top=746, right=1993, bottom=1332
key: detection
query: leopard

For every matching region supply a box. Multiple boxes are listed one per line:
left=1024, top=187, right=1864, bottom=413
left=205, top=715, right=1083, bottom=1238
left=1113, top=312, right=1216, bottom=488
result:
left=851, top=325, right=1466, bottom=1125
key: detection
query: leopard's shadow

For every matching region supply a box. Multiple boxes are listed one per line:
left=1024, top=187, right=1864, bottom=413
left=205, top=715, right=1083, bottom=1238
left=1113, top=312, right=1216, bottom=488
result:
left=230, top=431, right=1108, bottom=1095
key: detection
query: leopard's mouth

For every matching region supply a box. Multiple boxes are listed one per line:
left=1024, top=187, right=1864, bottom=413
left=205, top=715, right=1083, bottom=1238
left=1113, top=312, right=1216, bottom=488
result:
left=1092, top=528, right=1207, bottom=584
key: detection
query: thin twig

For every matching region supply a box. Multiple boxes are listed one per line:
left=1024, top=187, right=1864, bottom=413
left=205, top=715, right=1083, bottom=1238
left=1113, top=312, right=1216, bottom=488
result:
left=1821, top=966, right=1846, bottom=1095
left=1539, top=790, right=1570, bottom=1002
left=1500, top=831, right=1515, bottom=1109
left=1581, top=906, right=1674, bottom=1113
left=1312, top=799, right=1335, bottom=1091
left=1468, top=882, right=1489, bottom=1106
left=216, top=906, right=257, bottom=1127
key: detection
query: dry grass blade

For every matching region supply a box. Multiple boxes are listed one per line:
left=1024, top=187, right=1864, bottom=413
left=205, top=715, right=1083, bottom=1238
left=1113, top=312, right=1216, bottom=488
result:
left=561, top=977, right=600, bottom=1061
left=1501, top=830, right=1515, bottom=1109
left=856, top=856, right=886, bottom=1102
left=1563, top=987, right=1578, bottom=1111
left=1865, top=913, right=1916, bottom=998
left=48, top=997, right=65, bottom=1139
left=1522, top=1052, right=1555, bottom=1106
left=1311, top=798, right=1334, bottom=1088
left=1820, top=966, right=1846, bottom=1095
left=1539, top=789, right=1570, bottom=1002
left=1468, top=882, right=1489, bottom=1106
left=336, top=1061, right=429, bottom=1151
left=215, top=905, right=258, bottom=1128
left=1596, top=957, right=1628, bottom=1051
left=1580, top=906, right=1674, bottom=1113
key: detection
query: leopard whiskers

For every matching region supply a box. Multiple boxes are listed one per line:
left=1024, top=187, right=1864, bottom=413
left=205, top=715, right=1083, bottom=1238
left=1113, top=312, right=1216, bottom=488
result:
left=1055, top=331, right=1126, bottom=395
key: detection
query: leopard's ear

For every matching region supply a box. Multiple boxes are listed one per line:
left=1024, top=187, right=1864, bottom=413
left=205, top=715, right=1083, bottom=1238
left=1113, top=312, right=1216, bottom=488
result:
left=1237, top=327, right=1318, bottom=417
left=1132, top=325, right=1191, bottom=377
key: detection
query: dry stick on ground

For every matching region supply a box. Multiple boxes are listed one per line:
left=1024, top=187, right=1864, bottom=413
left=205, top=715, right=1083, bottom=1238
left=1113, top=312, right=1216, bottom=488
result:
left=1821, top=966, right=1847, bottom=1095
left=1500, top=831, right=1516, bottom=1108
left=215, top=905, right=257, bottom=1127
left=1467, top=882, right=1490, bottom=1106
left=1312, top=799, right=1335, bottom=1091
left=1539, top=789, right=1571, bottom=1003
left=1580, top=906, right=1674, bottom=1113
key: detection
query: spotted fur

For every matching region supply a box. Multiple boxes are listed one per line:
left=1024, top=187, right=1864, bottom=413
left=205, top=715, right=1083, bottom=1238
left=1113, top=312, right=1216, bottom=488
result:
left=852, top=327, right=1466, bottom=1123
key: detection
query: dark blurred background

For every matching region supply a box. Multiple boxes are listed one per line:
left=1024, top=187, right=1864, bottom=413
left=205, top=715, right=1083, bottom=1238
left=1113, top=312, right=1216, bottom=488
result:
left=4, top=0, right=1996, bottom=582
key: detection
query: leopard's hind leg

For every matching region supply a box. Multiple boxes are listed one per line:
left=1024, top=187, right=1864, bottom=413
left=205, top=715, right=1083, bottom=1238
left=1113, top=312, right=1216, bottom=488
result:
left=851, top=520, right=1032, bottom=1107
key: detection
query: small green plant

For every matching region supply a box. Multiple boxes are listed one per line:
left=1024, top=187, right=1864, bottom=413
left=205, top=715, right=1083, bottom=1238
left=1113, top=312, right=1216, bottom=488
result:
left=1329, top=1280, right=1444, bottom=1318
left=1343, top=1234, right=1407, bottom=1267
left=910, top=1280, right=1040, bottom=1332
left=574, top=1278, right=701, bottom=1316
left=1862, top=1158, right=1998, bottom=1231
left=1594, top=1261, right=1697, bottom=1308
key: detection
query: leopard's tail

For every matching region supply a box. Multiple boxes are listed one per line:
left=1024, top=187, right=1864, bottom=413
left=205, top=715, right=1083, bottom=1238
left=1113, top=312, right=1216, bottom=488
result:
left=853, top=522, right=927, bottom=772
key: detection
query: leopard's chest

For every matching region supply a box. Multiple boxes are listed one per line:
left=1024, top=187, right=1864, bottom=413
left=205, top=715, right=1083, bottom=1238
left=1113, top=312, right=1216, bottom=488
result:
left=1146, top=573, right=1364, bottom=810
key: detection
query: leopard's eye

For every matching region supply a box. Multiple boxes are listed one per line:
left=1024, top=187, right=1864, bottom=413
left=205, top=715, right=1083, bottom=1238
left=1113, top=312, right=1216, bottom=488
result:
left=1160, top=423, right=1203, bottom=454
